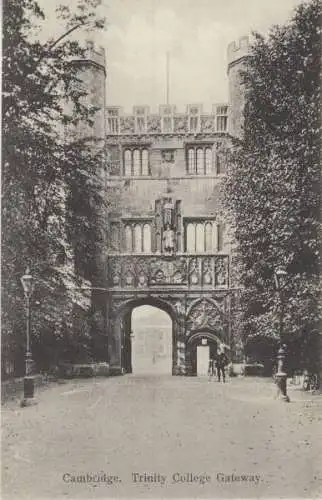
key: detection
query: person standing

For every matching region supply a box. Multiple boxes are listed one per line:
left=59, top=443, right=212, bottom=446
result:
left=208, top=358, right=214, bottom=379
left=216, top=350, right=228, bottom=383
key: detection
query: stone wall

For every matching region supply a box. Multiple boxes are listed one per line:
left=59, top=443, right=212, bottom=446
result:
left=106, top=134, right=231, bottom=252
left=227, top=36, right=250, bottom=138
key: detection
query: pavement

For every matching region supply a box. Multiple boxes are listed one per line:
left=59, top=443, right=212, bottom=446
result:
left=2, top=375, right=322, bottom=499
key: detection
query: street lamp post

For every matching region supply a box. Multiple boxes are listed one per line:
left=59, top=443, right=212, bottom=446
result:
left=274, top=266, right=290, bottom=402
left=21, top=267, right=35, bottom=405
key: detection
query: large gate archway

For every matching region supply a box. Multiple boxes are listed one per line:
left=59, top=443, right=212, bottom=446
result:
left=131, top=306, right=172, bottom=374
left=107, top=262, right=234, bottom=376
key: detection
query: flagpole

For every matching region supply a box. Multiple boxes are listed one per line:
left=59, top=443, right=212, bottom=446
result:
left=166, top=51, right=170, bottom=105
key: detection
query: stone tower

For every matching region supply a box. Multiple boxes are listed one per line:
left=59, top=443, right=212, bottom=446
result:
left=70, top=41, right=106, bottom=144
left=227, top=36, right=250, bottom=139
left=67, top=42, right=108, bottom=361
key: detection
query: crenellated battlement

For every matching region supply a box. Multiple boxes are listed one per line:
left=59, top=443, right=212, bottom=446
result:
left=227, top=36, right=250, bottom=69
left=105, top=103, right=230, bottom=135
left=83, top=40, right=106, bottom=72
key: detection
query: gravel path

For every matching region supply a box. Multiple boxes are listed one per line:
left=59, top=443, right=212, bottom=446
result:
left=2, top=375, right=322, bottom=499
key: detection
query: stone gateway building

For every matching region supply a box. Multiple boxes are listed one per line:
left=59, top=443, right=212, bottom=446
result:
left=75, top=37, right=249, bottom=376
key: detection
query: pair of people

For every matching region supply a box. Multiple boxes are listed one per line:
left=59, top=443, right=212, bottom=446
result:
left=208, top=351, right=228, bottom=382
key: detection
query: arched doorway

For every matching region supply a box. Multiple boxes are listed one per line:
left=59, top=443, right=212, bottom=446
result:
left=131, top=306, right=172, bottom=375
left=109, top=296, right=178, bottom=376
left=186, top=331, right=222, bottom=377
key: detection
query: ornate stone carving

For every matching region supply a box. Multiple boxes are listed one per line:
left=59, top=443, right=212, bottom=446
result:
left=190, top=106, right=199, bottom=115
left=163, top=106, right=172, bottom=115
left=174, top=116, right=188, bottom=134
left=150, top=258, right=187, bottom=285
left=161, top=150, right=175, bottom=163
left=135, top=258, right=149, bottom=288
left=107, top=255, right=229, bottom=289
left=202, top=257, right=213, bottom=286
left=122, top=257, right=135, bottom=287
left=134, top=106, right=146, bottom=116
left=147, top=116, right=161, bottom=133
left=175, top=300, right=186, bottom=317
left=186, top=298, right=223, bottom=335
left=201, top=116, right=215, bottom=133
left=188, top=258, right=200, bottom=286
left=215, top=256, right=229, bottom=287
left=120, top=116, right=135, bottom=134
left=110, top=258, right=121, bottom=286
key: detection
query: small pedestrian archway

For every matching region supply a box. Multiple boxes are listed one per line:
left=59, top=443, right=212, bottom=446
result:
left=131, top=305, right=172, bottom=375
left=186, top=330, right=223, bottom=377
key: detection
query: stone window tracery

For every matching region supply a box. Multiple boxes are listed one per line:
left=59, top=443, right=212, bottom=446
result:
left=123, top=148, right=150, bottom=176
left=162, top=116, right=173, bottom=133
left=188, top=105, right=201, bottom=133
left=134, top=106, right=148, bottom=134
left=185, top=220, right=217, bottom=253
left=124, top=150, right=132, bottom=176
left=106, top=108, right=119, bottom=134
left=216, top=106, right=228, bottom=132
left=124, top=222, right=152, bottom=253
left=142, top=150, right=149, bottom=175
left=133, top=150, right=140, bottom=176
left=186, top=146, right=213, bottom=175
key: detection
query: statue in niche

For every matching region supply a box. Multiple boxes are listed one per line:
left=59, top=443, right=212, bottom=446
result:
left=216, top=258, right=228, bottom=286
left=163, top=223, right=175, bottom=254
left=175, top=117, right=186, bottom=133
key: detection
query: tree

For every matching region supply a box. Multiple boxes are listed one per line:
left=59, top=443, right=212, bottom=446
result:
left=224, top=0, right=321, bottom=371
left=2, top=0, right=108, bottom=377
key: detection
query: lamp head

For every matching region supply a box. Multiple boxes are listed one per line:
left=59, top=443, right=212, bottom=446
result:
left=21, top=267, right=33, bottom=298
left=274, top=266, right=287, bottom=290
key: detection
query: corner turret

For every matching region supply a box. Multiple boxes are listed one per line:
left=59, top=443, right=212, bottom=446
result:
left=227, top=36, right=250, bottom=138
left=72, top=40, right=107, bottom=142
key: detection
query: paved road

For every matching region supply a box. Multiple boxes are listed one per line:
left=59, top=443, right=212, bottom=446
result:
left=2, top=375, right=322, bottom=499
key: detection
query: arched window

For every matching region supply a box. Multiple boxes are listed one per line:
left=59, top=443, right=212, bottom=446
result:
left=125, top=225, right=132, bottom=252
left=141, top=149, right=149, bottom=176
left=143, top=224, right=151, bottom=252
left=124, top=150, right=132, bottom=176
left=205, top=222, right=213, bottom=252
left=217, top=223, right=224, bottom=252
left=196, top=223, right=204, bottom=253
left=188, top=149, right=195, bottom=174
left=186, top=145, right=214, bottom=175
left=186, top=224, right=195, bottom=252
left=185, top=220, right=216, bottom=253
left=196, top=148, right=204, bottom=174
left=133, top=150, right=141, bottom=176
left=134, top=225, right=142, bottom=252
left=205, top=148, right=212, bottom=174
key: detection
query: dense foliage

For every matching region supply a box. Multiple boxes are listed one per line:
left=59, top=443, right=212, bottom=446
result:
left=224, top=0, right=321, bottom=370
left=2, top=0, right=107, bottom=377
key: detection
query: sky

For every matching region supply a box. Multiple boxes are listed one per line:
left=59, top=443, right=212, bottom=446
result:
left=38, top=0, right=303, bottom=113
